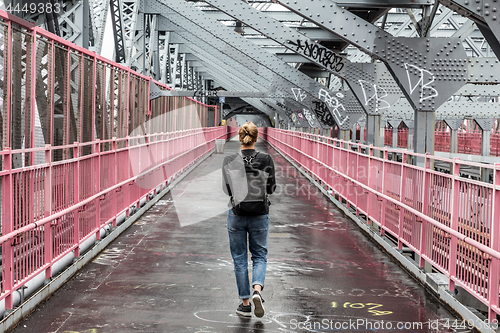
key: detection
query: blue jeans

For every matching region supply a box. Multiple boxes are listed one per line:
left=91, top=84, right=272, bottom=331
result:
left=227, top=209, right=270, bottom=299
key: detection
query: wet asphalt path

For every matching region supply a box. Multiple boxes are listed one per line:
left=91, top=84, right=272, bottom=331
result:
left=11, top=138, right=463, bottom=333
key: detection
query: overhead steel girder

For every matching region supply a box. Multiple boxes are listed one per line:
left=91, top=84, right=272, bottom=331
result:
left=159, top=31, right=169, bottom=83
left=156, top=90, right=276, bottom=98
left=122, top=0, right=144, bottom=71
left=186, top=51, right=301, bottom=127
left=157, top=19, right=314, bottom=127
left=154, top=8, right=325, bottom=127
left=439, top=0, right=500, bottom=59
left=169, top=26, right=289, bottom=97
left=150, top=0, right=364, bottom=129
left=455, top=83, right=500, bottom=96
left=173, top=29, right=336, bottom=128
left=90, top=0, right=110, bottom=53
left=275, top=0, right=468, bottom=113
left=163, top=31, right=297, bottom=125
left=385, top=100, right=500, bottom=120
left=172, top=33, right=325, bottom=128
left=467, top=57, right=500, bottom=83
left=56, top=0, right=89, bottom=47
left=173, top=40, right=305, bottom=127
left=202, top=0, right=401, bottom=117
left=152, top=3, right=330, bottom=127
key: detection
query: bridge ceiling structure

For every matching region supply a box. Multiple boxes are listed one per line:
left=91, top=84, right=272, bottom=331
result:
left=5, top=0, right=500, bottom=153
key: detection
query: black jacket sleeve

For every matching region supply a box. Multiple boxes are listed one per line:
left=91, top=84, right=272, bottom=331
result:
left=222, top=156, right=232, bottom=196
left=265, top=155, right=276, bottom=195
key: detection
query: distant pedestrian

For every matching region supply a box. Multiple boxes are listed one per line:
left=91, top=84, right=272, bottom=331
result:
left=222, top=122, right=276, bottom=318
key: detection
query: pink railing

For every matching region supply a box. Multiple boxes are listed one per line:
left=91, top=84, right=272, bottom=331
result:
left=384, top=127, right=392, bottom=146
left=263, top=128, right=500, bottom=322
left=0, top=10, right=237, bottom=312
left=435, top=130, right=451, bottom=152
left=458, top=131, right=482, bottom=155
left=397, top=129, right=408, bottom=148
left=0, top=127, right=235, bottom=309
left=492, top=133, right=500, bottom=157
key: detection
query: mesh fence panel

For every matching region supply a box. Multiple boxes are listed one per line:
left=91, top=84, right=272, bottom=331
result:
left=34, top=36, right=51, bottom=165
left=52, top=44, right=68, bottom=161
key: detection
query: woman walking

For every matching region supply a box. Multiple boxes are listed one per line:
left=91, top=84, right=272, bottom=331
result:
left=222, top=122, right=276, bottom=318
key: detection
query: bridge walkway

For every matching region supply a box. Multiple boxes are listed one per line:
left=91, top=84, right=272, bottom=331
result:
left=10, top=138, right=460, bottom=333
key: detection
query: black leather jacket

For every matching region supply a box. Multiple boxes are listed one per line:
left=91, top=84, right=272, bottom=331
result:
left=222, top=149, right=276, bottom=215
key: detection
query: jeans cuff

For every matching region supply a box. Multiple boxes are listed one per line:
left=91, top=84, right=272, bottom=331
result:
left=239, top=294, right=251, bottom=300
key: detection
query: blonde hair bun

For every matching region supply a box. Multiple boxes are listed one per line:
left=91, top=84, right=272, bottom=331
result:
left=239, top=122, right=258, bottom=146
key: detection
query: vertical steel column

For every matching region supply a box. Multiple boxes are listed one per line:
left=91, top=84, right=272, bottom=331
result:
left=83, top=0, right=90, bottom=48
left=414, top=111, right=435, bottom=165
left=366, top=114, right=381, bottom=147
left=406, top=121, right=414, bottom=151
left=392, top=126, right=398, bottom=148
left=476, top=119, right=493, bottom=182
left=112, top=138, right=117, bottom=227
left=444, top=119, right=462, bottom=155
left=450, top=128, right=458, bottom=153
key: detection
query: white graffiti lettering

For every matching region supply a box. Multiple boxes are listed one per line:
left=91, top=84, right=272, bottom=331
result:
left=358, top=80, right=391, bottom=112
left=404, top=63, right=438, bottom=103
left=291, top=88, right=307, bottom=102
left=318, top=89, right=348, bottom=126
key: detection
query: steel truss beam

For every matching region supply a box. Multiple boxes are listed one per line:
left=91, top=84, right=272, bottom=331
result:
left=89, top=0, right=110, bottom=53
left=149, top=0, right=364, bottom=129
left=158, top=27, right=296, bottom=125
left=202, top=0, right=401, bottom=119
left=439, top=0, right=500, bottom=59
left=155, top=7, right=321, bottom=126
left=154, top=90, right=277, bottom=98
left=153, top=4, right=330, bottom=127
left=274, top=0, right=468, bottom=155
left=274, top=0, right=468, bottom=111
left=109, top=0, right=126, bottom=62
left=122, top=0, right=144, bottom=71
left=385, top=100, right=500, bottom=120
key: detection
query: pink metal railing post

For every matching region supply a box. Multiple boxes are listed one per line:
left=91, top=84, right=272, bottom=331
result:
left=419, top=154, right=431, bottom=268
left=125, top=136, right=130, bottom=217
left=397, top=152, right=407, bottom=249
left=366, top=145, right=373, bottom=226
left=43, top=145, right=53, bottom=280
left=380, top=149, right=388, bottom=236
left=448, top=158, right=460, bottom=292
left=73, top=143, right=80, bottom=257
left=6, top=22, right=12, bottom=148
left=488, top=163, right=500, bottom=321
left=2, top=148, right=14, bottom=309
left=112, top=138, right=117, bottom=227
left=95, top=140, right=101, bottom=240
left=346, top=142, right=351, bottom=209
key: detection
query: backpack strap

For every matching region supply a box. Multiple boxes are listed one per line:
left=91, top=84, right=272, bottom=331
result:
left=238, top=151, right=259, bottom=165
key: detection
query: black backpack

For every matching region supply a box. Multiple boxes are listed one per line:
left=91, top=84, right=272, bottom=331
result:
left=226, top=151, right=269, bottom=215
